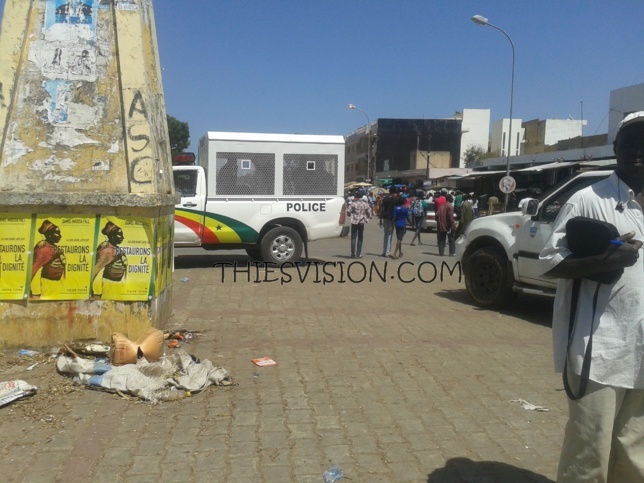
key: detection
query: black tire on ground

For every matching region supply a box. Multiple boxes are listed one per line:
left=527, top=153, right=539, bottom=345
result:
left=260, top=227, right=303, bottom=265
left=464, top=247, right=516, bottom=308
left=245, top=247, right=262, bottom=260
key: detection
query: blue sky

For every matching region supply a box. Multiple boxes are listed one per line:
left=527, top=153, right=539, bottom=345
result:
left=1, top=1, right=643, bottom=154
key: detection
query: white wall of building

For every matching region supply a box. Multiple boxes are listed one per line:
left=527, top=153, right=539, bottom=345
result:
left=608, top=83, right=644, bottom=142
left=543, top=119, right=585, bottom=145
left=460, top=108, right=490, bottom=168
left=491, top=118, right=524, bottom=157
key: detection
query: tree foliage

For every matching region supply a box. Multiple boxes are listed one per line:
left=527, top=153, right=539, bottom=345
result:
left=463, top=144, right=487, bottom=168
left=167, top=115, right=190, bottom=156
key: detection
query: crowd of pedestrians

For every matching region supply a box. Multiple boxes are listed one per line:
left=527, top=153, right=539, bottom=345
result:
left=345, top=187, right=481, bottom=259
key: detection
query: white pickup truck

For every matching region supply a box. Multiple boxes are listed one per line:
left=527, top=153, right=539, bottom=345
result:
left=173, top=132, right=347, bottom=264
left=455, top=170, right=613, bottom=308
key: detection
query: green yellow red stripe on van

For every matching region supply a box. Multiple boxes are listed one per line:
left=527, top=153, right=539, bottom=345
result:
left=175, top=209, right=258, bottom=244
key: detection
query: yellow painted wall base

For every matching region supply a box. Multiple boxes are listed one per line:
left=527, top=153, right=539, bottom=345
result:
left=0, top=288, right=170, bottom=348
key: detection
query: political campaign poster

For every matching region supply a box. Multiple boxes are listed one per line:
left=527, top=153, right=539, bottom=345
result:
left=154, top=216, right=166, bottom=296
left=0, top=214, right=33, bottom=300
left=92, top=216, right=154, bottom=301
left=155, top=214, right=174, bottom=296
left=165, top=214, right=174, bottom=289
left=30, top=215, right=97, bottom=300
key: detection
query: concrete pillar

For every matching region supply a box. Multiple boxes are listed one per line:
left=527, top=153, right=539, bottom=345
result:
left=0, top=0, right=176, bottom=347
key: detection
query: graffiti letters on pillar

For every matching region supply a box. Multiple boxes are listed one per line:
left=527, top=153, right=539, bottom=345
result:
left=130, top=156, right=153, bottom=184
left=127, top=125, right=150, bottom=153
left=127, top=90, right=153, bottom=185
left=128, top=90, right=147, bottom=119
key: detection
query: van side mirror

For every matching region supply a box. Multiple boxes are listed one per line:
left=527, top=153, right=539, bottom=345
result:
left=522, top=199, right=539, bottom=216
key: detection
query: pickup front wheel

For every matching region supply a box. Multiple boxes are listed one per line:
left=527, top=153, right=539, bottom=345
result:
left=464, top=247, right=516, bottom=309
left=261, top=227, right=303, bottom=265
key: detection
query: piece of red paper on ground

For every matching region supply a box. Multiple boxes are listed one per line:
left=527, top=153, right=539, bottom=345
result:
left=252, top=356, right=277, bottom=366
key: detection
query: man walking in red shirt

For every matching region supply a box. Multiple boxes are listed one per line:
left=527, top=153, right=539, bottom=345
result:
left=437, top=194, right=456, bottom=256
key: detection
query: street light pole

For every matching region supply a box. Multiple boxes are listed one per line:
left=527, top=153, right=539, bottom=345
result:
left=472, top=14, right=515, bottom=212
left=348, top=104, right=372, bottom=182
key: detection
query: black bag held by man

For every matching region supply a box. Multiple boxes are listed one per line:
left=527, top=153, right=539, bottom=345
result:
left=563, top=216, right=623, bottom=400
left=565, top=216, right=623, bottom=284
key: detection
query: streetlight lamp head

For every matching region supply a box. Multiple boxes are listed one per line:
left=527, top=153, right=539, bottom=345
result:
left=348, top=104, right=356, bottom=110
left=471, top=14, right=488, bottom=25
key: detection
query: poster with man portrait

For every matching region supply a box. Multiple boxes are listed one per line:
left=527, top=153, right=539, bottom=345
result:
left=31, top=215, right=97, bottom=300
left=0, top=214, right=33, bottom=300
left=92, top=215, right=154, bottom=301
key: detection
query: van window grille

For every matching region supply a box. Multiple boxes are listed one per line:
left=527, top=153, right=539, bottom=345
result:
left=283, top=154, right=338, bottom=195
left=215, top=153, right=275, bottom=195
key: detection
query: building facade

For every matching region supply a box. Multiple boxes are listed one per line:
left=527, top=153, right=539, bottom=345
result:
left=490, top=118, right=524, bottom=157
left=457, top=108, right=490, bottom=167
left=522, top=118, right=586, bottom=155
left=345, top=118, right=462, bottom=184
left=608, top=83, right=644, bottom=142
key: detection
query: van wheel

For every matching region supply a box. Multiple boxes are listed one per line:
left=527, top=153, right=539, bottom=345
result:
left=260, top=227, right=303, bottom=265
left=464, top=247, right=516, bottom=308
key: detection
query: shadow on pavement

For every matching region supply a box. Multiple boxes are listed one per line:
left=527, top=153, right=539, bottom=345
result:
left=174, top=253, right=328, bottom=270
left=435, top=289, right=554, bottom=328
left=427, top=457, right=554, bottom=483
left=174, top=253, right=246, bottom=269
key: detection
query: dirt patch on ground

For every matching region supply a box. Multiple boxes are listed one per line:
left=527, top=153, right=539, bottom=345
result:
left=0, top=349, right=86, bottom=427
left=0, top=326, right=211, bottom=423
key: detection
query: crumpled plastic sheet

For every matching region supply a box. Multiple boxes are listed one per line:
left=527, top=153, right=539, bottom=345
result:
left=57, top=349, right=231, bottom=403
left=0, top=380, right=37, bottom=407
left=510, top=399, right=551, bottom=412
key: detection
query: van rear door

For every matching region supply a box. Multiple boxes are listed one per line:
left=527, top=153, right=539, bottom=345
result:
left=173, top=166, right=206, bottom=246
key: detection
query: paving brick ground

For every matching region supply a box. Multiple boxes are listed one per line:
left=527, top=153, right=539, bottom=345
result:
left=0, top=222, right=565, bottom=482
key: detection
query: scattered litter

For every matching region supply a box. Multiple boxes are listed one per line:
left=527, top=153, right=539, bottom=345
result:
left=0, top=380, right=38, bottom=407
left=116, top=389, right=133, bottom=401
left=65, top=342, right=110, bottom=357
left=163, top=330, right=195, bottom=342
left=168, top=340, right=180, bottom=349
left=253, top=372, right=261, bottom=378
left=56, top=356, right=111, bottom=375
left=511, top=399, right=551, bottom=412
left=111, top=328, right=164, bottom=365
left=180, top=277, right=189, bottom=282
left=252, top=356, right=277, bottom=367
left=57, top=349, right=231, bottom=403
left=26, top=362, right=40, bottom=371
left=323, top=465, right=344, bottom=483
left=158, top=388, right=188, bottom=402
left=17, top=349, right=39, bottom=357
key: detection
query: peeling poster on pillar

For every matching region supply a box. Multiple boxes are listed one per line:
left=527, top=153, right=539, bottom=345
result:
left=115, top=0, right=138, bottom=11
left=30, top=215, right=97, bottom=300
left=92, top=216, right=154, bottom=301
left=36, top=1, right=100, bottom=82
left=0, top=214, right=33, bottom=300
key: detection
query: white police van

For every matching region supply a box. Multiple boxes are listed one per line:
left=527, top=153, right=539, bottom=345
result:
left=173, top=132, right=347, bottom=264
